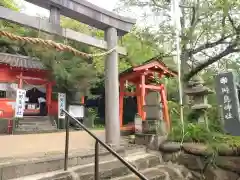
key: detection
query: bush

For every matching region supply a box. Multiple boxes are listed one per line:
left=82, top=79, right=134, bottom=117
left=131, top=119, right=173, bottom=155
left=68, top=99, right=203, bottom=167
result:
left=167, top=101, right=240, bottom=150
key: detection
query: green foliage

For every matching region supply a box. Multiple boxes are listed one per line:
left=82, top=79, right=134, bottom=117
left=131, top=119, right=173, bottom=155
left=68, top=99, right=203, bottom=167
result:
left=169, top=122, right=240, bottom=151
left=0, top=1, right=99, bottom=96
left=0, top=0, right=19, bottom=10
left=117, top=0, right=240, bottom=80
left=169, top=123, right=212, bottom=143
left=167, top=101, right=229, bottom=147
left=121, top=28, right=163, bottom=66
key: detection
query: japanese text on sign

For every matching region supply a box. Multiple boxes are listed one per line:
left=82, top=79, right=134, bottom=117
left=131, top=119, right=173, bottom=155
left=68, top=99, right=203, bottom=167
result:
left=58, top=93, right=66, bottom=119
left=219, top=76, right=233, bottom=120
left=15, top=89, right=26, bottom=118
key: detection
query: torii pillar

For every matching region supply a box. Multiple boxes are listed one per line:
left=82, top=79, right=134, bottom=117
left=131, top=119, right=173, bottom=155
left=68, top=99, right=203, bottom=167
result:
left=105, top=27, right=120, bottom=146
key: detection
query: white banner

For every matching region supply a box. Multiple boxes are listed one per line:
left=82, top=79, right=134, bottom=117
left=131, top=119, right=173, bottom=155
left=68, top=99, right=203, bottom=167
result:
left=58, top=93, right=66, bottom=119
left=15, top=89, right=26, bottom=118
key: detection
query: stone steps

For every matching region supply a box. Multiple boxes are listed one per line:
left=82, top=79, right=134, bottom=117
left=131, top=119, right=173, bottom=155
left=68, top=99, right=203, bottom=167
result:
left=1, top=144, right=145, bottom=180
left=9, top=148, right=193, bottom=180
left=14, top=116, right=57, bottom=134
left=10, top=152, right=161, bottom=180
left=111, top=167, right=166, bottom=180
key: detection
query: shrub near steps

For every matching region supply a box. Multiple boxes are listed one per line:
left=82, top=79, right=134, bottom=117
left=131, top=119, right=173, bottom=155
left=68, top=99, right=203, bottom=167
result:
left=15, top=151, right=194, bottom=180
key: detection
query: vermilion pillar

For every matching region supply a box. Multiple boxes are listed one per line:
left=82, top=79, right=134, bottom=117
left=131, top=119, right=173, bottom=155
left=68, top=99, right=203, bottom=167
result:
left=81, top=96, right=85, bottom=104
left=18, top=72, right=23, bottom=89
left=136, top=84, right=142, bottom=118
left=140, top=74, right=146, bottom=120
left=160, top=84, right=170, bottom=131
left=46, top=82, right=52, bottom=115
left=119, top=81, right=124, bottom=127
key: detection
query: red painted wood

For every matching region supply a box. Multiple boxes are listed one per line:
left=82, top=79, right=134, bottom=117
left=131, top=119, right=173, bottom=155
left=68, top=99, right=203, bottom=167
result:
left=133, top=61, right=177, bottom=77
left=136, top=85, right=142, bottom=118
left=140, top=74, right=146, bottom=120
left=160, top=84, right=170, bottom=131
left=0, top=64, right=57, bottom=118
left=18, top=72, right=23, bottom=88
left=118, top=59, right=176, bottom=132
left=0, top=99, right=15, bottom=118
left=81, top=96, right=85, bottom=104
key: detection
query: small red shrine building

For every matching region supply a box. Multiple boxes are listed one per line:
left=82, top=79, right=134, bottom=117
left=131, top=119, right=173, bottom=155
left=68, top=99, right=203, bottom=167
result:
left=119, top=57, right=177, bottom=130
left=0, top=53, right=58, bottom=118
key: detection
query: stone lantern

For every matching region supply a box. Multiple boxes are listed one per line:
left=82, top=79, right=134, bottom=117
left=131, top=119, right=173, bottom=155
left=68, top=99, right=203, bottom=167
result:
left=185, top=75, right=213, bottom=129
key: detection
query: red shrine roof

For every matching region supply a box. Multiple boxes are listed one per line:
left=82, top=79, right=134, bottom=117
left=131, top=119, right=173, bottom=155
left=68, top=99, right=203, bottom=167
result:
left=0, top=53, right=46, bottom=70
left=119, top=56, right=177, bottom=81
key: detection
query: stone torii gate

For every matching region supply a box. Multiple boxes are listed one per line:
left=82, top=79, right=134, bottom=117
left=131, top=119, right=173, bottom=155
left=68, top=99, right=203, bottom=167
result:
left=0, top=0, right=136, bottom=146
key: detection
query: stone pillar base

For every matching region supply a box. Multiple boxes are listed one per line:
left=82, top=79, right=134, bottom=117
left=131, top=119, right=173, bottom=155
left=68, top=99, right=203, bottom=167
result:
left=142, top=120, right=167, bottom=135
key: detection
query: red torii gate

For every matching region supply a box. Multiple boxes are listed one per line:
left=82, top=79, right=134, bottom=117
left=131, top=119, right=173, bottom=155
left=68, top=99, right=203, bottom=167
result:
left=119, top=57, right=177, bottom=131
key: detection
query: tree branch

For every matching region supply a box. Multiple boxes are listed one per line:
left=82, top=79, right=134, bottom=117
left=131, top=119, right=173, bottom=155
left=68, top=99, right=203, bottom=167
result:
left=190, top=34, right=233, bottom=54
left=191, top=6, right=196, bottom=26
left=151, top=0, right=165, bottom=9
left=193, top=29, right=205, bottom=48
left=228, top=13, right=237, bottom=31
left=184, top=45, right=238, bottom=81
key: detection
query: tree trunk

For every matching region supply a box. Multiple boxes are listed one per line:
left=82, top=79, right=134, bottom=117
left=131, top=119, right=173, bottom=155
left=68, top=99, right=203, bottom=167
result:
left=181, top=50, right=190, bottom=105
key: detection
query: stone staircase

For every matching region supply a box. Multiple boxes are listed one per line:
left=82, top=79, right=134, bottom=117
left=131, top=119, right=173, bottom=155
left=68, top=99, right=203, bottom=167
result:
left=9, top=146, right=194, bottom=180
left=14, top=116, right=58, bottom=134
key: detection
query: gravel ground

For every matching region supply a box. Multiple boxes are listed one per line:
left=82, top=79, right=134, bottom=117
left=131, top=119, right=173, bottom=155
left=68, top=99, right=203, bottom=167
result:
left=0, top=130, right=106, bottom=160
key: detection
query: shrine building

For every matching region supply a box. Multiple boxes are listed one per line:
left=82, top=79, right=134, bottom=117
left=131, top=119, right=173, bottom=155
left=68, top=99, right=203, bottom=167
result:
left=119, top=57, right=177, bottom=131
left=0, top=53, right=58, bottom=118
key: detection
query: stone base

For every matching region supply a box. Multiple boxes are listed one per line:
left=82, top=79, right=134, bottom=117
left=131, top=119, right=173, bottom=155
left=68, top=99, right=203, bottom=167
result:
left=142, top=120, right=167, bottom=135
left=135, top=133, right=167, bottom=150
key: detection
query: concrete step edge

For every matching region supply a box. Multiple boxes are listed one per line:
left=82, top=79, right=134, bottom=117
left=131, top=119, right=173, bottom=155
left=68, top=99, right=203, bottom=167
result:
left=111, top=167, right=167, bottom=180
left=12, top=153, right=161, bottom=180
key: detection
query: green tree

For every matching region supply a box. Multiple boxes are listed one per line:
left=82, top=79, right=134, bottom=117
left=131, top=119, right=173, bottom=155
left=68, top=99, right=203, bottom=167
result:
left=0, top=1, right=98, bottom=98
left=116, top=0, right=240, bottom=83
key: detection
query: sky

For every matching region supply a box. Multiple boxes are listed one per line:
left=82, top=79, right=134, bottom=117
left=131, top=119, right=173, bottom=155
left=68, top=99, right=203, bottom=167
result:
left=18, top=0, right=160, bottom=28
left=20, top=0, right=119, bottom=17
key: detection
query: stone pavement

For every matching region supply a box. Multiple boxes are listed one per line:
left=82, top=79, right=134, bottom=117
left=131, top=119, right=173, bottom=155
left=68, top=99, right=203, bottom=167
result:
left=0, top=130, right=106, bottom=160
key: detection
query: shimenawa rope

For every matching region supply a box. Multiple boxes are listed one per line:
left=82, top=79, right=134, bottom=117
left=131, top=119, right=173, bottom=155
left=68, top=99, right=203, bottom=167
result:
left=0, top=30, right=117, bottom=58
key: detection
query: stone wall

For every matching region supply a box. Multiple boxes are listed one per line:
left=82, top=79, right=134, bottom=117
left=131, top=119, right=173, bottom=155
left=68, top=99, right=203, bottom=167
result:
left=159, top=142, right=240, bottom=180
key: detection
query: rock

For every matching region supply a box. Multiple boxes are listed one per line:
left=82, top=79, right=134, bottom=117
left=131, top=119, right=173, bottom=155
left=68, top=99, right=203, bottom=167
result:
left=128, top=135, right=135, bottom=144
left=204, top=166, right=239, bottom=180
left=159, top=142, right=181, bottom=153
left=190, top=171, right=203, bottom=180
left=156, top=163, right=195, bottom=180
left=135, top=134, right=167, bottom=150
left=162, top=152, right=181, bottom=162
left=215, top=156, right=240, bottom=173
left=217, top=146, right=240, bottom=156
left=182, top=143, right=212, bottom=156
left=176, top=153, right=207, bottom=171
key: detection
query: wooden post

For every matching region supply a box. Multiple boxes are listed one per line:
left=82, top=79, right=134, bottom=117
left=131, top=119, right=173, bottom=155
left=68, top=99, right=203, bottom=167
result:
left=119, top=81, right=124, bottom=127
left=140, top=74, right=146, bottom=120
left=136, top=84, right=142, bottom=118
left=160, top=84, right=170, bottom=131
left=46, top=83, right=52, bottom=115
left=18, top=72, right=23, bottom=89
left=81, top=96, right=85, bottom=104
